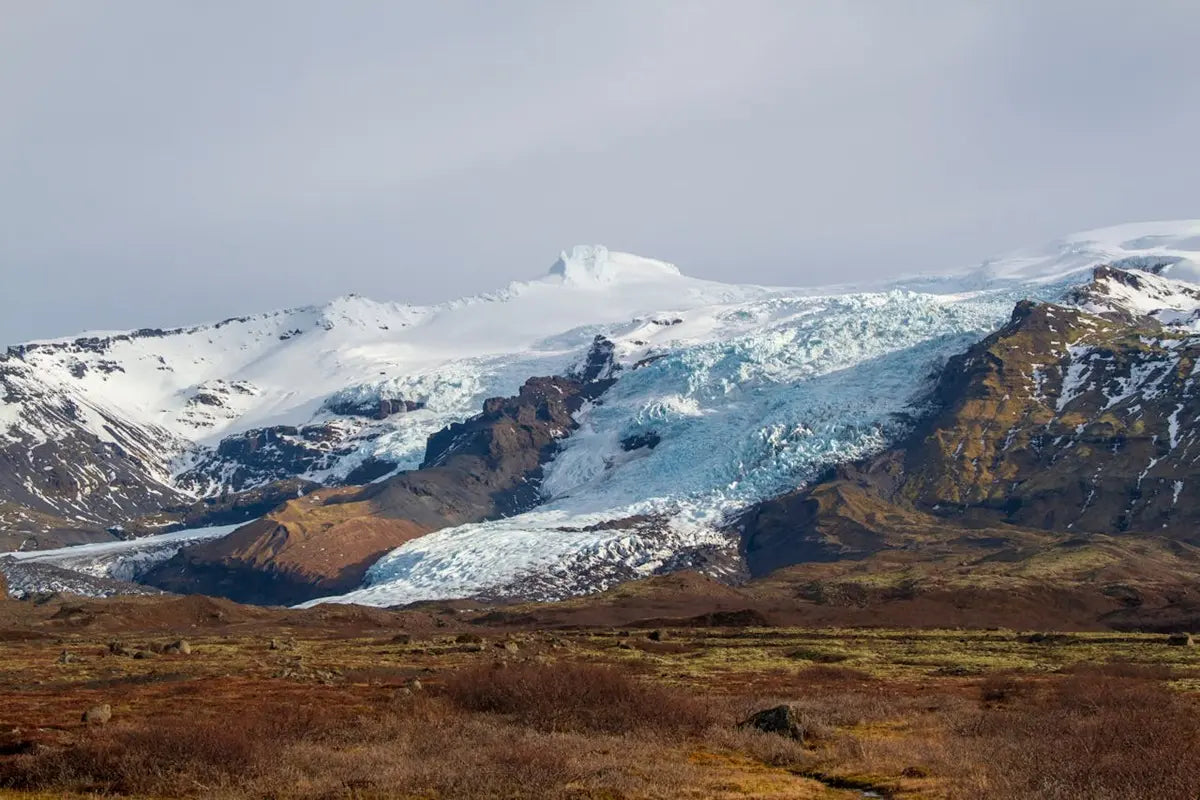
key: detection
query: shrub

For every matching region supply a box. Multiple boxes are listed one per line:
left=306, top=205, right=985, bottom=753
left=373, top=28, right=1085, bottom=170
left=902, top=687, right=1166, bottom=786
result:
left=978, top=672, right=1028, bottom=705
left=951, top=673, right=1200, bottom=800
left=440, top=660, right=713, bottom=735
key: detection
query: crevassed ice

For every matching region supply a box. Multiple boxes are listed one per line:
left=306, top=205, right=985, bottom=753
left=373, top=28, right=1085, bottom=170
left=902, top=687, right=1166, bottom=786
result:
left=308, top=280, right=1080, bottom=608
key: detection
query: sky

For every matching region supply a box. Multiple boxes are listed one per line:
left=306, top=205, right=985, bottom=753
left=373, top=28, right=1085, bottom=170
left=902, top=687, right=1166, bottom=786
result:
left=2, top=1, right=1199, bottom=345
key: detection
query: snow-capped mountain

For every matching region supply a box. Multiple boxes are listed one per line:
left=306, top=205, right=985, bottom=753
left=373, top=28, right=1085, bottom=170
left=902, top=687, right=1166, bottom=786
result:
left=4, top=222, right=1200, bottom=606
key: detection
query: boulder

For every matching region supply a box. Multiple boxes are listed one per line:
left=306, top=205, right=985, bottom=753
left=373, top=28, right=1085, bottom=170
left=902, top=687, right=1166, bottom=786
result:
left=165, top=639, right=191, bottom=655
left=739, top=705, right=806, bottom=742
left=81, top=704, right=112, bottom=726
left=1168, top=633, right=1194, bottom=647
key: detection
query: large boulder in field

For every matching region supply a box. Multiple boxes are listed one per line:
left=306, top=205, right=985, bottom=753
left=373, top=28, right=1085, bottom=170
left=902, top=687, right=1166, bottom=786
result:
left=739, top=704, right=806, bottom=741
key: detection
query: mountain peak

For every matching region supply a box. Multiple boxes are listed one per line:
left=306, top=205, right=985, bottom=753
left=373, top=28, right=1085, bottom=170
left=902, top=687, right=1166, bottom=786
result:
left=547, top=245, right=682, bottom=287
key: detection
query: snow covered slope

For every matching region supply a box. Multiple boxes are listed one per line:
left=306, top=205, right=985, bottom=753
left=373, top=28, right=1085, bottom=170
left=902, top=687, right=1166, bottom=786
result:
left=4, top=223, right=1200, bottom=605
left=2, top=523, right=240, bottom=593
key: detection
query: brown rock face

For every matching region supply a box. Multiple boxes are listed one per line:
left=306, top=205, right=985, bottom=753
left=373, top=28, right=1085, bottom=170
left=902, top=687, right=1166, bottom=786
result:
left=899, top=295, right=1200, bottom=534
left=142, top=374, right=613, bottom=605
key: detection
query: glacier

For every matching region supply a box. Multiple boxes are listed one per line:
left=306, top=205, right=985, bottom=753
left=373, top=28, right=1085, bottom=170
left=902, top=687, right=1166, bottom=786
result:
left=6, top=224, right=1200, bottom=607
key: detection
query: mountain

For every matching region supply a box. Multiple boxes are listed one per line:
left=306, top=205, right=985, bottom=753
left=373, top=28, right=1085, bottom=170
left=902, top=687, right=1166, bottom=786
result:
left=3, top=223, right=1200, bottom=609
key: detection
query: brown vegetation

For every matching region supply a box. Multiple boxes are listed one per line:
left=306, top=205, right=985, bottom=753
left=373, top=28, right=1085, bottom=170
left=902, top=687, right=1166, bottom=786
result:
left=951, top=672, right=1200, bottom=799
left=2, top=597, right=1199, bottom=799
left=440, top=661, right=713, bottom=735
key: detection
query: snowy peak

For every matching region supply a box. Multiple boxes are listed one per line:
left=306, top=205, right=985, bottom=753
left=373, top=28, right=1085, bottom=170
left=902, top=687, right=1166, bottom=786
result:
left=1065, top=264, right=1200, bottom=331
left=973, top=219, right=1200, bottom=287
left=547, top=245, right=683, bottom=287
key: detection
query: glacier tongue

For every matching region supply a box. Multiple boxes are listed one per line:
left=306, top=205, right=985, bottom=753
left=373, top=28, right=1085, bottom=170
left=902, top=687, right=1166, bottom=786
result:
left=308, top=282, right=1076, bottom=608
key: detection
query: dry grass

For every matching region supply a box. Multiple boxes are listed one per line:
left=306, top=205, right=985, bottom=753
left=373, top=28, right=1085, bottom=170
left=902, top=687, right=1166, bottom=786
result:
left=0, top=692, right=710, bottom=799
left=3, top=624, right=1199, bottom=798
left=948, top=672, right=1200, bottom=800
left=440, top=660, right=714, bottom=735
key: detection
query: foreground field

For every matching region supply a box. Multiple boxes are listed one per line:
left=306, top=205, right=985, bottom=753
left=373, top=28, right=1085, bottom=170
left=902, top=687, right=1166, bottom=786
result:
left=2, top=602, right=1199, bottom=799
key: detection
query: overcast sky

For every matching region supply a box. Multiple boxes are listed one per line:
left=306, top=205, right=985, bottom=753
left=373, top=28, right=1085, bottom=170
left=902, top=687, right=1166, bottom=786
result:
left=2, top=1, right=1198, bottom=344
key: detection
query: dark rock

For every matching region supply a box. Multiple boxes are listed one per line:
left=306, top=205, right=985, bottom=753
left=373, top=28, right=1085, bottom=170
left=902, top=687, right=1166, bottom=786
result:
left=632, top=353, right=669, bottom=370
left=341, top=457, right=399, bottom=485
left=1168, top=633, right=1194, bottom=646
left=620, top=432, right=661, bottom=451
left=739, top=705, right=806, bottom=741
left=577, top=335, right=618, bottom=383
left=324, top=394, right=424, bottom=419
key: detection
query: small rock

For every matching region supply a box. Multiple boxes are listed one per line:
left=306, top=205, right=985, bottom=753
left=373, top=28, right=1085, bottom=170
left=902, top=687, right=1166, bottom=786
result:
left=132, top=650, right=151, bottom=660
left=81, top=704, right=112, bottom=726
left=647, top=630, right=663, bottom=642
left=56, top=650, right=74, bottom=664
left=107, top=641, right=131, bottom=657
left=1168, top=633, right=1194, bottom=647
left=503, top=641, right=520, bottom=654
left=390, top=633, right=412, bottom=645
left=739, top=705, right=806, bottom=742
left=409, top=678, right=423, bottom=692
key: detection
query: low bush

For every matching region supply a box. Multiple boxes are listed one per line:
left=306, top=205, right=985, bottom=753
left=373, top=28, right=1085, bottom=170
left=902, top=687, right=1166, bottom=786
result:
left=440, top=660, right=713, bottom=735
left=951, top=673, right=1200, bottom=800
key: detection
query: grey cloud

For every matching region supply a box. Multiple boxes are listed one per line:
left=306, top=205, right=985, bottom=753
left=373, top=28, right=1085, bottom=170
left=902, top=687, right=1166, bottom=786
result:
left=1, top=1, right=1198, bottom=344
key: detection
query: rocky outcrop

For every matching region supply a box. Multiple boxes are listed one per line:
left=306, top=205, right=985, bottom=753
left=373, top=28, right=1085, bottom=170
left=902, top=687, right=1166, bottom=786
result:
left=142, top=373, right=614, bottom=604
left=323, top=395, right=424, bottom=419
left=575, top=335, right=619, bottom=382
left=898, top=293, right=1200, bottom=534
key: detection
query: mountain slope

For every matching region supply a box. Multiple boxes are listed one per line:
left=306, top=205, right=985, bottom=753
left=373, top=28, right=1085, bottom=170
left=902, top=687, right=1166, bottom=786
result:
left=4, top=223, right=1200, bottom=609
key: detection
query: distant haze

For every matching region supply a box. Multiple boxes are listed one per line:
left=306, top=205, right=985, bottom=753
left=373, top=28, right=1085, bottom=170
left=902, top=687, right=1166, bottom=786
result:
left=2, top=1, right=1199, bottom=345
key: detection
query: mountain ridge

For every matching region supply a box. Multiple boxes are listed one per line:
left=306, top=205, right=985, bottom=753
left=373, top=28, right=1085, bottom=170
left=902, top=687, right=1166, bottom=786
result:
left=3, top=222, right=1200, bottom=609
